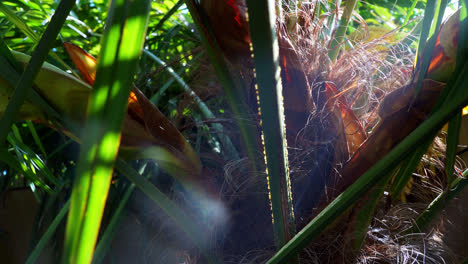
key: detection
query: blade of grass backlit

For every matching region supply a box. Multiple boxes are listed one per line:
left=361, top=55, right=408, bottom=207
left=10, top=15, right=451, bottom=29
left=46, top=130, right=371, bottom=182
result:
left=390, top=138, right=433, bottom=201
left=0, top=2, right=79, bottom=77
left=0, top=148, right=53, bottom=193
left=152, top=0, right=184, bottom=33
left=26, top=120, right=47, bottom=157
left=92, top=179, right=139, bottom=264
left=415, top=1, right=438, bottom=63
left=184, top=0, right=260, bottom=168
left=0, top=0, right=75, bottom=144
left=266, top=63, right=468, bottom=264
left=445, top=112, right=461, bottom=185
left=8, top=128, right=60, bottom=187
left=91, top=162, right=149, bottom=264
left=0, top=41, right=77, bottom=131
left=412, top=0, right=447, bottom=101
left=431, top=1, right=467, bottom=111
left=459, top=1, right=468, bottom=61
left=245, top=0, right=295, bottom=247
left=348, top=168, right=396, bottom=252
left=402, top=0, right=420, bottom=27
left=0, top=2, right=38, bottom=42
left=62, top=0, right=151, bottom=263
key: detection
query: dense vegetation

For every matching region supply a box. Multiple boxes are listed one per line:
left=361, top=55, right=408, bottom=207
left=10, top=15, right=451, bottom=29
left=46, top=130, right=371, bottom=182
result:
left=0, top=0, right=467, bottom=263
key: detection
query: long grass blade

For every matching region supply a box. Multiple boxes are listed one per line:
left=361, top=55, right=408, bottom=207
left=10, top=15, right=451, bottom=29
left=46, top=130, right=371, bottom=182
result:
left=26, top=199, right=70, bottom=264
left=26, top=120, right=47, bottom=157
left=402, top=0, right=420, bottom=27
left=184, top=0, right=260, bottom=168
left=0, top=41, right=80, bottom=134
left=412, top=0, right=447, bottom=101
left=7, top=129, right=60, bottom=187
left=152, top=0, right=184, bottom=33
left=0, top=147, right=53, bottom=193
left=460, top=1, right=468, bottom=61
left=62, top=0, right=151, bottom=263
left=0, top=2, right=38, bottom=42
left=415, top=1, right=438, bottom=62
left=348, top=168, right=396, bottom=253
left=92, top=179, right=138, bottom=264
left=245, top=0, right=295, bottom=247
left=390, top=138, right=433, bottom=201
left=0, top=1, right=79, bottom=77
left=0, top=0, right=75, bottom=144
left=445, top=112, right=462, bottom=185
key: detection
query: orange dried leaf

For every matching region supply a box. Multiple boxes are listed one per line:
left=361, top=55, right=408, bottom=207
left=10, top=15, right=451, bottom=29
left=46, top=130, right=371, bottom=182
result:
left=426, top=9, right=459, bottom=82
left=200, top=0, right=250, bottom=61
left=64, top=43, right=202, bottom=185
left=325, top=83, right=367, bottom=156
left=64, top=42, right=97, bottom=85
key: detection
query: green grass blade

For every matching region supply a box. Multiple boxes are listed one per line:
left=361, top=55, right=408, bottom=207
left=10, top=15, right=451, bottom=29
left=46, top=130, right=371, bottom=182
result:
left=412, top=0, right=447, bottom=101
left=152, top=0, right=184, bottom=32
left=402, top=0, right=420, bottom=27
left=0, top=2, right=79, bottom=77
left=0, top=2, right=39, bottom=43
left=0, top=41, right=73, bottom=130
left=0, top=0, right=75, bottom=144
left=26, top=120, right=47, bottom=157
left=460, top=1, right=468, bottom=62
left=431, top=2, right=467, bottom=112
left=26, top=199, right=70, bottom=264
left=0, top=147, right=53, bottom=193
left=92, top=161, right=150, bottom=264
left=0, top=40, right=24, bottom=83
left=245, top=0, right=295, bottom=247
left=92, top=181, right=137, bottom=264
left=415, top=1, right=437, bottom=61
left=390, top=138, right=433, bottom=201
left=62, top=0, right=151, bottom=263
left=328, top=0, right=358, bottom=61
left=7, top=130, right=60, bottom=187
left=348, top=168, right=396, bottom=253
left=266, top=63, right=468, bottom=264
left=429, top=1, right=448, bottom=38
left=445, top=112, right=462, bottom=185
left=184, top=0, right=260, bottom=168
left=9, top=124, right=59, bottom=186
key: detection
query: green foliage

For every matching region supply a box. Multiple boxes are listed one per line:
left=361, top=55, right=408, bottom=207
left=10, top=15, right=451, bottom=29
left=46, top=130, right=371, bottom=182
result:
left=246, top=0, right=295, bottom=249
left=0, top=0, right=467, bottom=263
